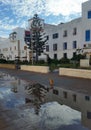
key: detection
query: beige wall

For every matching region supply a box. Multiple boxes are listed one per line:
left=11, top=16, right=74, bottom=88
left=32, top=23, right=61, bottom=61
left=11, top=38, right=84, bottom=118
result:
left=80, top=59, right=89, bottom=67
left=21, top=65, right=49, bottom=73
left=59, top=68, right=91, bottom=79
left=0, top=64, right=16, bottom=69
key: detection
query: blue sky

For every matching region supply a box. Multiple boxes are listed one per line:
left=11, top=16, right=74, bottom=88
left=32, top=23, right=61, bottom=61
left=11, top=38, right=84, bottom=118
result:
left=0, top=0, right=88, bottom=38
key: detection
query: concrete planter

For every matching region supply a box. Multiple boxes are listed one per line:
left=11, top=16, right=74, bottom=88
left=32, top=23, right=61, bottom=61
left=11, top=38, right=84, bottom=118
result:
left=59, top=68, right=91, bottom=79
left=0, top=64, right=16, bottom=69
left=80, top=59, right=89, bottom=67
left=21, top=65, right=49, bottom=73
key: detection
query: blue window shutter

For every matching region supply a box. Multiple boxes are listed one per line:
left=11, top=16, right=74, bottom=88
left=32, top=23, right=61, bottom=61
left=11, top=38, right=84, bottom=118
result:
left=88, top=11, right=91, bottom=19
left=85, top=30, right=90, bottom=41
left=73, top=41, right=77, bottom=49
left=63, top=42, right=67, bottom=50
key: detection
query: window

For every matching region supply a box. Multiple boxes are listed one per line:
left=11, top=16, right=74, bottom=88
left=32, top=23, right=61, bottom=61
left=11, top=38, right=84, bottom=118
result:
left=73, top=52, right=76, bottom=57
left=88, top=11, right=91, bottom=19
left=53, top=44, right=57, bottom=51
left=87, top=112, right=91, bottom=119
left=63, top=42, right=67, bottom=50
left=54, top=54, right=57, bottom=59
left=63, top=91, right=67, bottom=98
left=14, top=35, right=16, bottom=38
left=73, top=28, right=77, bottom=35
left=73, top=41, right=77, bottom=49
left=85, top=30, right=90, bottom=41
left=53, top=33, right=58, bottom=39
left=53, top=89, right=59, bottom=95
left=73, top=94, right=76, bottom=102
left=46, top=35, right=49, bottom=40
left=85, top=96, right=90, bottom=101
left=46, top=45, right=49, bottom=52
left=63, top=53, right=67, bottom=59
left=63, top=30, right=67, bottom=37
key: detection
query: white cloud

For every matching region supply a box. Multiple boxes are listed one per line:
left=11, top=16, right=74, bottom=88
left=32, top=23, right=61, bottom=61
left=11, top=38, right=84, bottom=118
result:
left=45, top=0, right=87, bottom=16
left=0, top=19, right=17, bottom=30
left=40, top=102, right=81, bottom=129
left=0, top=0, right=88, bottom=37
left=0, top=0, right=88, bottom=17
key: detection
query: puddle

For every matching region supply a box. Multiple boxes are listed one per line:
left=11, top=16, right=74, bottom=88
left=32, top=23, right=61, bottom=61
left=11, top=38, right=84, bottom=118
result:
left=0, top=72, right=89, bottom=130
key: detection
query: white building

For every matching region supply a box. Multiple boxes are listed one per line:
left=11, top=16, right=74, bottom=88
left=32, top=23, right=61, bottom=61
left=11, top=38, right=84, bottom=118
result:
left=44, top=0, right=91, bottom=60
left=44, top=19, right=82, bottom=59
left=0, top=0, right=91, bottom=61
left=0, top=27, right=31, bottom=61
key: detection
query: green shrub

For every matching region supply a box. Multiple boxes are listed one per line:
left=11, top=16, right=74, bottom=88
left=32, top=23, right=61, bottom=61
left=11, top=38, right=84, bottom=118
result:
left=59, top=63, right=73, bottom=68
left=59, top=58, right=70, bottom=64
left=37, top=60, right=45, bottom=64
left=47, top=57, right=60, bottom=65
left=50, top=63, right=56, bottom=71
left=0, top=59, right=7, bottom=63
left=71, top=54, right=85, bottom=62
left=7, top=60, right=14, bottom=64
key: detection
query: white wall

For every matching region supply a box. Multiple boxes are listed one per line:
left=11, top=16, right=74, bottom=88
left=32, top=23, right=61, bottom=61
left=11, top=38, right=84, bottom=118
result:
left=45, top=18, right=82, bottom=60
left=82, top=0, right=91, bottom=47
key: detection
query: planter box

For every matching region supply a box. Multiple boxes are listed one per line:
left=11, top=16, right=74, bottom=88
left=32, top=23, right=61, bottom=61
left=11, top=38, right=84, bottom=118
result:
left=0, top=64, right=16, bottom=69
left=80, top=59, right=89, bottom=67
left=59, top=68, right=91, bottom=79
left=21, top=65, right=49, bottom=73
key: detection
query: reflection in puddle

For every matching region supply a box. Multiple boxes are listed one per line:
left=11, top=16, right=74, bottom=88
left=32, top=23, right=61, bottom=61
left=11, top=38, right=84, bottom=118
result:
left=25, top=83, right=48, bottom=115
left=0, top=72, right=90, bottom=130
left=39, top=102, right=81, bottom=130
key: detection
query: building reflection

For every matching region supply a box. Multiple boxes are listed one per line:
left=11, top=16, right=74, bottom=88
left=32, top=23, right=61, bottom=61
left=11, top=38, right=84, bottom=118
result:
left=44, top=86, right=91, bottom=130
left=11, top=80, right=91, bottom=129
left=25, top=83, right=91, bottom=129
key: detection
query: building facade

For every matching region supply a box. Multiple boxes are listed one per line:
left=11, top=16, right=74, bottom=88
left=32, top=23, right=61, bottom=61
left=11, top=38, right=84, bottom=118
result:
left=0, top=0, right=91, bottom=61
left=0, top=27, right=30, bottom=61
left=44, top=18, right=82, bottom=59
left=44, top=0, right=91, bottom=60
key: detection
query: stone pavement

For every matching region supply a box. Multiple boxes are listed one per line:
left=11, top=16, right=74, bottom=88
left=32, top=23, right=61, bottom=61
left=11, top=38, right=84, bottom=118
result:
left=0, top=68, right=91, bottom=95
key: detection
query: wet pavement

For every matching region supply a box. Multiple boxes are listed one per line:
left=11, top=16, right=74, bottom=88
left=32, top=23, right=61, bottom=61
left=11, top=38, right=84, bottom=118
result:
left=0, top=68, right=91, bottom=95
left=0, top=68, right=90, bottom=130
